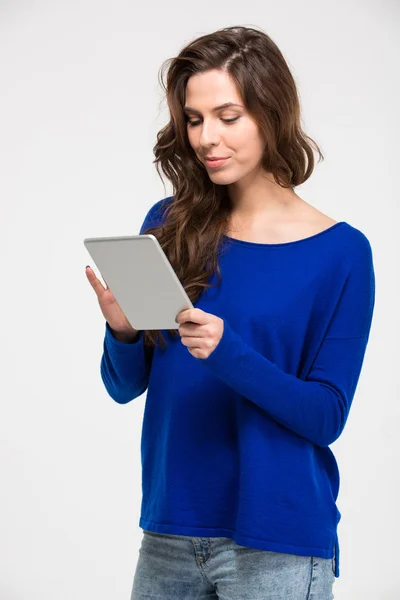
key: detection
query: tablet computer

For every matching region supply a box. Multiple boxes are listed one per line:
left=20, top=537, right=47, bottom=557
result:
left=83, top=234, right=194, bottom=331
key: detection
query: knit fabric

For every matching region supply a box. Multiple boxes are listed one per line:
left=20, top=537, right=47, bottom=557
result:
left=100, top=196, right=376, bottom=578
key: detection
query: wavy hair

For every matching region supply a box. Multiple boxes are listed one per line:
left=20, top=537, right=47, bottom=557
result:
left=141, top=24, right=324, bottom=351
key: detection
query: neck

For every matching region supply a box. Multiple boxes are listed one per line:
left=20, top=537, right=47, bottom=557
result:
left=227, top=169, right=298, bottom=219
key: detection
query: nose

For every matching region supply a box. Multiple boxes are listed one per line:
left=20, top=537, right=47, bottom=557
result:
left=198, top=120, right=221, bottom=147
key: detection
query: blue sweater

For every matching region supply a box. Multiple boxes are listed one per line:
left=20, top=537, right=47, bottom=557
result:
left=100, top=196, right=375, bottom=578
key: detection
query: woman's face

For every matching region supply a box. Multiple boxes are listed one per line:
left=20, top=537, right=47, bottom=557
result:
left=184, top=69, right=266, bottom=185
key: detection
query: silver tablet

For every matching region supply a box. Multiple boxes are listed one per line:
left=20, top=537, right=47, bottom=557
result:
left=83, top=234, right=194, bottom=331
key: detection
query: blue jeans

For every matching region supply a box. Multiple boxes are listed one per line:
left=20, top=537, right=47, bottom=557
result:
left=131, top=531, right=336, bottom=599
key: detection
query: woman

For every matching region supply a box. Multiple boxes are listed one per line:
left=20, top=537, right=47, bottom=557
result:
left=86, top=25, right=375, bottom=599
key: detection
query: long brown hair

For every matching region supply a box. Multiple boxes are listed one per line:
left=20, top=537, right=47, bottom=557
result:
left=141, top=25, right=324, bottom=351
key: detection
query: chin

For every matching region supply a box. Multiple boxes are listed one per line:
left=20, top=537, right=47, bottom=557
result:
left=208, top=172, right=240, bottom=185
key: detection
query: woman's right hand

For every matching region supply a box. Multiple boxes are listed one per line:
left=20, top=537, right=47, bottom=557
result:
left=85, top=266, right=139, bottom=337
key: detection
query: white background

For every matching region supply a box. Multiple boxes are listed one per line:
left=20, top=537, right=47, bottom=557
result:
left=1, top=1, right=398, bottom=598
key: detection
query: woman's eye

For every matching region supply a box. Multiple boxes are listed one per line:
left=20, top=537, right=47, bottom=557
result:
left=186, top=116, right=240, bottom=127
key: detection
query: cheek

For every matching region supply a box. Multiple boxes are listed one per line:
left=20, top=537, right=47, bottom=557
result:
left=236, top=121, right=260, bottom=143
left=186, top=129, right=195, bottom=147
left=237, top=129, right=266, bottom=160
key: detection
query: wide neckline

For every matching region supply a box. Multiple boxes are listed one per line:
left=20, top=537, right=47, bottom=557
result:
left=221, top=221, right=347, bottom=248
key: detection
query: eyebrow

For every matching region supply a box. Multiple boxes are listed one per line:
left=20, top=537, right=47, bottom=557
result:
left=183, top=102, right=243, bottom=115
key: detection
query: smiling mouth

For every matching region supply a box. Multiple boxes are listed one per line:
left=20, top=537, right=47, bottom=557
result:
left=204, top=157, right=230, bottom=167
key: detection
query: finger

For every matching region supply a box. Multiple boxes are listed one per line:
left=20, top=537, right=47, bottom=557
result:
left=86, top=266, right=106, bottom=297
left=99, top=271, right=109, bottom=289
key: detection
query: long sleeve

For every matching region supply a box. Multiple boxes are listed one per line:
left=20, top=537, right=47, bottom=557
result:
left=199, top=234, right=376, bottom=447
left=100, top=322, right=154, bottom=403
left=99, top=199, right=169, bottom=403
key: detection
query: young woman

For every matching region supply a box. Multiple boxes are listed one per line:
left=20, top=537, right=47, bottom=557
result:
left=86, top=25, right=375, bottom=600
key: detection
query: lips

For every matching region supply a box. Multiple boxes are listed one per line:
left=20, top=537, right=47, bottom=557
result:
left=205, top=157, right=229, bottom=168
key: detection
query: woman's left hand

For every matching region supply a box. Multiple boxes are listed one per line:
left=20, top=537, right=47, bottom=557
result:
left=176, top=308, right=224, bottom=359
